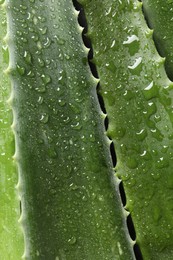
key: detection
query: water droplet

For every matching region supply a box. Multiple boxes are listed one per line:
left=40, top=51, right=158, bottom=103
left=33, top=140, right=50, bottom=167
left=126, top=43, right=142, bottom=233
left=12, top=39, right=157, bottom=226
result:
left=44, top=37, right=51, bottom=48
left=35, top=85, right=46, bottom=93
left=117, top=242, right=123, bottom=256
left=58, top=99, right=66, bottom=107
left=82, top=196, right=88, bottom=201
left=40, top=113, right=49, bottom=124
left=108, top=126, right=126, bottom=140
left=136, top=128, right=147, bottom=141
left=37, top=41, right=42, bottom=50
left=123, top=35, right=139, bottom=44
left=128, top=57, right=142, bottom=70
left=40, top=26, right=48, bottom=35
left=123, top=89, right=133, bottom=101
left=161, top=145, right=169, bottom=154
left=16, top=64, right=25, bottom=75
left=38, top=57, right=45, bottom=67
left=33, top=16, right=38, bottom=25
left=89, top=134, right=95, bottom=142
left=64, top=53, right=71, bottom=60
left=140, top=150, right=152, bottom=160
left=143, top=81, right=158, bottom=100
left=71, top=122, right=82, bottom=130
left=148, top=102, right=157, bottom=116
left=127, top=177, right=136, bottom=187
left=150, top=128, right=163, bottom=141
left=38, top=96, right=44, bottom=104
left=63, top=116, right=70, bottom=124
left=156, top=157, right=169, bottom=169
left=126, top=158, right=138, bottom=169
left=24, top=50, right=32, bottom=64
left=54, top=35, right=65, bottom=45
left=154, top=114, right=161, bottom=123
left=105, top=6, right=112, bottom=16
left=110, top=39, right=115, bottom=48
left=69, top=183, right=78, bottom=191
left=68, top=236, right=76, bottom=245
left=41, top=74, right=51, bottom=84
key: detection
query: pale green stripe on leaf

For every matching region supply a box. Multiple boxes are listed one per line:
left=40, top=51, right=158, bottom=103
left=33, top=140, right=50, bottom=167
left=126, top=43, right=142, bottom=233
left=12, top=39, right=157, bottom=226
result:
left=0, top=3, right=24, bottom=259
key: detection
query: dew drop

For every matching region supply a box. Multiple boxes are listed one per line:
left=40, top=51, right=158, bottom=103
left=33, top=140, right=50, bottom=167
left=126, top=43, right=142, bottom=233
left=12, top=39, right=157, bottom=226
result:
left=40, top=26, right=48, bottom=35
left=140, top=150, right=152, bottom=160
left=89, top=134, right=95, bottom=142
left=126, top=158, right=138, bottom=169
left=37, top=41, right=42, bottom=50
left=35, top=85, right=46, bottom=93
left=128, top=57, right=142, bottom=70
left=40, top=113, right=49, bottom=124
left=33, top=16, right=38, bottom=25
left=136, top=128, right=147, bottom=141
left=64, top=53, right=71, bottom=60
left=68, top=236, right=76, bottom=245
left=44, top=37, right=51, bottom=48
left=69, top=183, right=78, bottom=191
left=123, top=34, right=139, bottom=44
left=71, top=122, right=82, bottom=130
left=156, top=157, right=169, bottom=169
left=41, top=74, right=51, bottom=84
left=24, top=50, right=32, bottom=64
left=82, top=196, right=88, bottom=201
left=54, top=35, right=65, bottom=45
left=108, top=126, right=126, bottom=140
left=58, top=99, right=66, bottom=107
left=16, top=64, right=25, bottom=75
left=38, top=57, right=45, bottom=67
left=143, top=81, right=158, bottom=100
left=38, top=96, right=44, bottom=104
left=110, top=39, right=115, bottom=48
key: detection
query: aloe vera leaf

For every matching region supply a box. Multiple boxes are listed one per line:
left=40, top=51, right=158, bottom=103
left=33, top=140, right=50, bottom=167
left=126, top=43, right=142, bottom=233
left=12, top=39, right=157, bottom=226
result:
left=5, top=0, right=135, bottom=259
left=0, top=3, right=24, bottom=259
left=142, top=0, right=173, bottom=81
left=79, top=0, right=173, bottom=258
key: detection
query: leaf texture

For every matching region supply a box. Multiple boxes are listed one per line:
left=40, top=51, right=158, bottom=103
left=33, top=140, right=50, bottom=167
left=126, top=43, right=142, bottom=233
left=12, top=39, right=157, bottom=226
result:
left=0, top=3, right=24, bottom=259
left=79, top=0, right=173, bottom=259
left=5, top=0, right=134, bottom=259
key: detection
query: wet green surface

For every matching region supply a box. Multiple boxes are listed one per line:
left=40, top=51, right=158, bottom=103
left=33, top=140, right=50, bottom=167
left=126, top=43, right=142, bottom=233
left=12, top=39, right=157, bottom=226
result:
left=79, top=0, right=173, bottom=259
left=143, top=0, right=173, bottom=81
left=0, top=3, right=24, bottom=259
left=6, top=0, right=134, bottom=259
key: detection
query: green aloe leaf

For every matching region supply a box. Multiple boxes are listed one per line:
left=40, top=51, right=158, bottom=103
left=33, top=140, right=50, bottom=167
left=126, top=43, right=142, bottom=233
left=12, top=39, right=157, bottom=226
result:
left=142, top=0, right=173, bottom=81
left=78, top=0, right=173, bottom=259
left=2, top=0, right=173, bottom=259
left=4, top=0, right=134, bottom=259
left=0, top=4, right=24, bottom=259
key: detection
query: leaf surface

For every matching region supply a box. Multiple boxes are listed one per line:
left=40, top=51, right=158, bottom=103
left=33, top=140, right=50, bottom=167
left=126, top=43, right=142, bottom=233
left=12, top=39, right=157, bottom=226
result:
left=79, top=0, right=173, bottom=258
left=142, top=0, right=173, bottom=81
left=6, top=0, right=134, bottom=259
left=0, top=3, right=24, bottom=259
